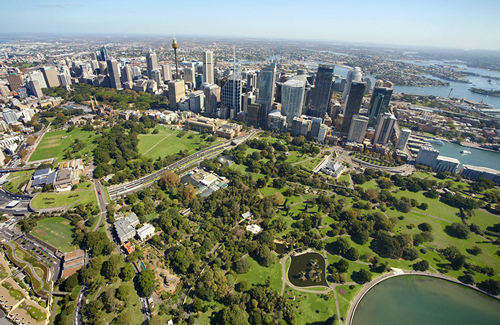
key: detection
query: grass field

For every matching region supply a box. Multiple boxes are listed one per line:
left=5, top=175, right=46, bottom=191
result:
left=138, top=127, right=222, bottom=159
left=236, top=256, right=282, bottom=293
left=285, top=288, right=336, bottom=324
left=4, top=170, right=34, bottom=194
left=336, top=284, right=364, bottom=321
left=31, top=217, right=78, bottom=253
left=29, top=128, right=97, bottom=163
left=31, top=187, right=94, bottom=209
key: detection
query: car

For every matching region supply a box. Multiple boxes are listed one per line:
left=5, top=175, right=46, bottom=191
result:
left=98, top=190, right=102, bottom=195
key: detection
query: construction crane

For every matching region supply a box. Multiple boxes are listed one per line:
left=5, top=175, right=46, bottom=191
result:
left=447, top=87, right=453, bottom=98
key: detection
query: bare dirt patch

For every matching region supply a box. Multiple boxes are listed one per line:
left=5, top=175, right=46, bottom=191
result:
left=34, top=229, right=47, bottom=237
left=339, top=288, right=346, bottom=295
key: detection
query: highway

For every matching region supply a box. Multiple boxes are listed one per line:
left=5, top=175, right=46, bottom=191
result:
left=107, top=129, right=258, bottom=200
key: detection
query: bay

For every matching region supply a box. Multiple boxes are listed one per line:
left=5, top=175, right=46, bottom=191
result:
left=430, top=141, right=500, bottom=171
left=352, top=276, right=500, bottom=325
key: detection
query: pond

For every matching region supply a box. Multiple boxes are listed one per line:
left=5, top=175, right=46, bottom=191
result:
left=274, top=243, right=288, bottom=255
left=287, top=252, right=328, bottom=287
left=352, top=275, right=500, bottom=325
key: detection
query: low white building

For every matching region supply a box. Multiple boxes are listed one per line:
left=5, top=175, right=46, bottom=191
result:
left=136, top=223, right=155, bottom=241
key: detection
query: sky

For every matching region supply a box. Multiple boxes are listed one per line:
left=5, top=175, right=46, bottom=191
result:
left=1, top=0, right=500, bottom=51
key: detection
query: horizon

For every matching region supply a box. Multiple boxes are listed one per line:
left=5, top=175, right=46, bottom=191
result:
left=1, top=0, right=499, bottom=51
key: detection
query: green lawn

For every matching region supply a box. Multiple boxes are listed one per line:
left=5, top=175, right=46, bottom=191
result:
left=138, top=127, right=222, bottom=159
left=357, top=180, right=378, bottom=191
left=336, top=284, right=364, bottom=321
left=29, top=128, right=97, bottom=163
left=31, top=217, right=78, bottom=253
left=285, top=289, right=336, bottom=324
left=392, top=189, right=461, bottom=222
left=236, top=256, right=282, bottom=293
left=31, top=185, right=94, bottom=209
left=4, top=170, right=35, bottom=194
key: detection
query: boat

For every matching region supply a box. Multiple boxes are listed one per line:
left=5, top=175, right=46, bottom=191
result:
left=460, top=150, right=471, bottom=155
left=427, top=139, right=444, bottom=145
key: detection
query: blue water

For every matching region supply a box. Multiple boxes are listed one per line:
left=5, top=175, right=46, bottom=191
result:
left=431, top=142, right=500, bottom=171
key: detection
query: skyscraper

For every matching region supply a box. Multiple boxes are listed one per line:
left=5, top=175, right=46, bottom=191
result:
left=309, top=64, right=334, bottom=119
left=203, top=51, right=214, bottom=84
left=146, top=49, right=158, bottom=79
left=6, top=74, right=23, bottom=92
left=368, top=80, right=393, bottom=126
left=168, top=80, right=185, bottom=110
left=396, top=128, right=411, bottom=150
left=340, top=81, right=365, bottom=135
left=100, top=45, right=109, bottom=62
left=256, top=63, right=277, bottom=126
left=162, top=64, right=172, bottom=82
left=373, top=112, right=397, bottom=145
left=203, top=83, right=220, bottom=117
left=247, top=103, right=263, bottom=128
left=221, top=79, right=242, bottom=113
left=121, top=65, right=132, bottom=84
left=28, top=71, right=47, bottom=89
left=40, top=67, right=60, bottom=88
left=281, top=79, right=305, bottom=124
left=28, top=80, right=43, bottom=98
left=107, top=59, right=122, bottom=89
left=184, top=66, right=195, bottom=87
left=342, top=67, right=362, bottom=101
left=347, top=115, right=369, bottom=143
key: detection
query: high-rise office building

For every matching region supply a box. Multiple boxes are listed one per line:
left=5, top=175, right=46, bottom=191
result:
left=28, top=80, right=43, bottom=98
left=340, top=81, right=365, bottom=135
left=309, top=64, right=334, bottom=119
left=168, top=80, right=185, bottom=110
left=151, top=69, right=162, bottom=87
left=368, top=80, right=393, bottom=126
left=347, top=115, right=369, bottom=143
left=396, top=128, right=411, bottom=150
left=281, top=79, right=305, bottom=124
left=221, top=79, right=242, bottom=113
left=184, top=66, right=195, bottom=87
left=40, top=67, right=60, bottom=88
left=342, top=67, right=362, bottom=101
left=310, top=118, right=322, bottom=139
left=203, top=51, right=214, bottom=84
left=256, top=64, right=277, bottom=125
left=121, top=65, right=132, bottom=84
left=6, top=74, right=23, bottom=92
left=188, top=90, right=205, bottom=113
left=247, top=103, right=263, bottom=128
left=373, top=112, right=397, bottom=145
left=58, top=73, right=71, bottom=87
left=100, top=45, right=109, bottom=62
left=107, top=59, right=122, bottom=89
left=146, top=49, right=158, bottom=79
left=28, top=71, right=47, bottom=89
left=203, top=84, right=220, bottom=117
left=162, top=64, right=172, bottom=82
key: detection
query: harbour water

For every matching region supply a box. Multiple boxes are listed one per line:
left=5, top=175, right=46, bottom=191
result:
left=352, top=276, right=500, bottom=325
left=430, top=141, right=500, bottom=171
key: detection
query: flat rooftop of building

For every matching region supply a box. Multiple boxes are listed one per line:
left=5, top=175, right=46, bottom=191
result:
left=462, top=165, right=500, bottom=173
left=436, top=155, right=460, bottom=164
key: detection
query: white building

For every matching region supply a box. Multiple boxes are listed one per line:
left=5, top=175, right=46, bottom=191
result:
left=281, top=79, right=305, bottom=124
left=434, top=156, right=460, bottom=173
left=373, top=112, right=396, bottom=145
left=136, top=223, right=155, bottom=241
left=347, top=115, right=369, bottom=143
left=416, top=146, right=440, bottom=167
left=396, top=128, right=411, bottom=150
left=203, top=51, right=214, bottom=84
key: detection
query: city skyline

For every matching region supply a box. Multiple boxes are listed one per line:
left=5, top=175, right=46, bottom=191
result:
left=0, top=0, right=499, bottom=51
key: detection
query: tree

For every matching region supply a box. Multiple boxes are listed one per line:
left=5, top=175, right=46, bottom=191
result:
left=345, top=247, right=360, bottom=261
left=333, top=259, right=349, bottom=273
left=402, top=247, right=419, bottom=261
left=183, top=184, right=197, bottom=201
left=116, top=284, right=131, bottom=301
left=413, top=260, right=429, bottom=271
left=233, top=259, right=251, bottom=274
left=63, top=273, right=79, bottom=292
left=364, top=188, right=379, bottom=201
left=160, top=171, right=180, bottom=187
left=352, top=269, right=372, bottom=284
left=446, top=223, right=470, bottom=239
left=138, top=269, right=156, bottom=296
left=215, top=305, right=249, bottom=325
left=26, top=136, right=36, bottom=146
left=270, top=193, right=285, bottom=206
left=418, top=223, right=433, bottom=232
left=120, top=264, right=135, bottom=281
left=19, top=148, right=29, bottom=158
left=478, top=279, right=500, bottom=295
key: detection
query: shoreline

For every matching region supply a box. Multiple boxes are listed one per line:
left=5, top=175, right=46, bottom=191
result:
left=459, top=142, right=500, bottom=154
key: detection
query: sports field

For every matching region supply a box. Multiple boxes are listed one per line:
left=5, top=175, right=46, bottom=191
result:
left=31, top=184, right=94, bottom=209
left=31, top=217, right=78, bottom=252
left=29, top=128, right=97, bottom=163
left=138, top=127, right=222, bottom=159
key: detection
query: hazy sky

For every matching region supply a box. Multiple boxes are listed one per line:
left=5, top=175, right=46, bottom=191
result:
left=1, top=0, right=500, bottom=50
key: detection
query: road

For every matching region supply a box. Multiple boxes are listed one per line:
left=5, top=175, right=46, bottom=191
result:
left=0, top=188, right=32, bottom=215
left=107, top=129, right=258, bottom=200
